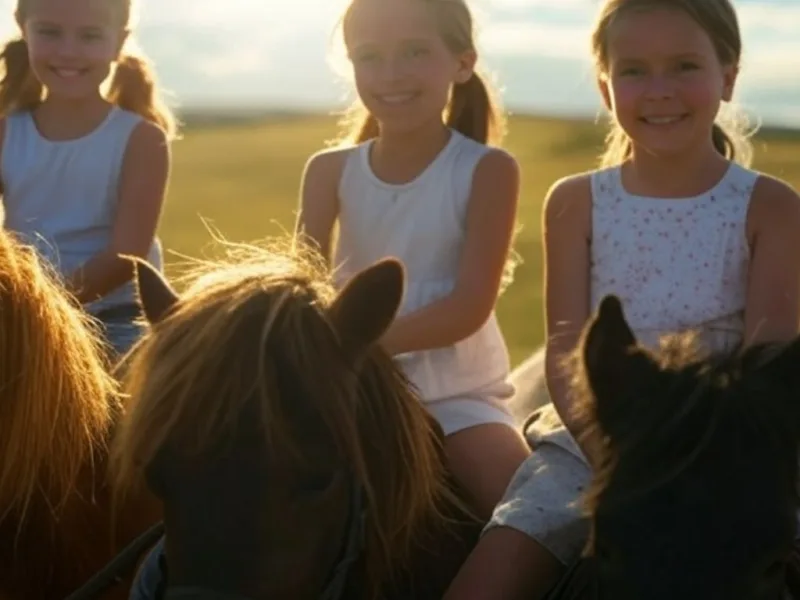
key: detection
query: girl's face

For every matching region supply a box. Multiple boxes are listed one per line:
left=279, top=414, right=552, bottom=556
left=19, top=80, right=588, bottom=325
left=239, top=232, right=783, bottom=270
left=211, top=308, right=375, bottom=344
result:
left=21, top=0, right=127, bottom=101
left=599, top=7, right=737, bottom=160
left=345, top=0, right=475, bottom=136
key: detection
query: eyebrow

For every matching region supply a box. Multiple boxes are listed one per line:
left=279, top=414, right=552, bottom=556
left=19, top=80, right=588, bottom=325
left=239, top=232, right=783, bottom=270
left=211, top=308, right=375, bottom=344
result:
left=614, top=51, right=706, bottom=63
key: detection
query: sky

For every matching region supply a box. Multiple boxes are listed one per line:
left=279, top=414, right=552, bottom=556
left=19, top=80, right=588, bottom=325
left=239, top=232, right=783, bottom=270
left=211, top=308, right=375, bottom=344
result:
left=1, top=0, right=799, bottom=126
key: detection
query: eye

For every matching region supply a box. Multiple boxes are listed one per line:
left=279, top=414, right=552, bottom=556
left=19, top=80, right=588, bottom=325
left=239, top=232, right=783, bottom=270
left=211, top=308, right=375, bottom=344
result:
left=294, top=470, right=338, bottom=495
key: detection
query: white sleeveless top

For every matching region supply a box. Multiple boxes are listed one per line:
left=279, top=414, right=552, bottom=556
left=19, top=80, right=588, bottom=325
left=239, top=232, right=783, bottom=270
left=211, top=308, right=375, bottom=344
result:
left=334, top=129, right=513, bottom=403
left=590, top=162, right=758, bottom=353
left=1, top=107, right=163, bottom=314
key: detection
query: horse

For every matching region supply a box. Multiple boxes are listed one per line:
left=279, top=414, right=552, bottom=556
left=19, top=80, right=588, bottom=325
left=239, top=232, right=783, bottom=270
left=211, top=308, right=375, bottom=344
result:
left=111, top=240, right=484, bottom=600
left=0, top=230, right=162, bottom=600
left=545, top=295, right=800, bottom=600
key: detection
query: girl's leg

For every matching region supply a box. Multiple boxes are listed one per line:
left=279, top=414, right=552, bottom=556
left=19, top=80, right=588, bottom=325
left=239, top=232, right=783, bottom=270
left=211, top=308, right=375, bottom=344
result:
left=95, top=309, right=146, bottom=364
left=443, top=526, right=564, bottom=600
left=444, top=421, right=530, bottom=519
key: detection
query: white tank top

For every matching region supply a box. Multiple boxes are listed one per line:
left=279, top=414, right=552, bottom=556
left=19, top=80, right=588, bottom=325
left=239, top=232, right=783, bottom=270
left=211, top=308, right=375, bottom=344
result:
left=334, top=129, right=513, bottom=403
left=590, top=162, right=757, bottom=353
left=1, top=106, right=163, bottom=314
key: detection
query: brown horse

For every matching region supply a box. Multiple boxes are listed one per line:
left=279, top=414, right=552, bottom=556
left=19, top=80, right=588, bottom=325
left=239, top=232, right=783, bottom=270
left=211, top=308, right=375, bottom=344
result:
left=0, top=230, right=162, bottom=600
left=546, top=295, right=800, bottom=600
left=111, top=240, right=482, bottom=600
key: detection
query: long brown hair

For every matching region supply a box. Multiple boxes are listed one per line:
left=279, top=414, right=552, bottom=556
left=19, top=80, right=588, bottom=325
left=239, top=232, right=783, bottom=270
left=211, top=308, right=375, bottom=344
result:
left=3, top=0, right=178, bottom=139
left=0, top=230, right=118, bottom=522
left=336, top=0, right=505, bottom=146
left=591, top=0, right=753, bottom=167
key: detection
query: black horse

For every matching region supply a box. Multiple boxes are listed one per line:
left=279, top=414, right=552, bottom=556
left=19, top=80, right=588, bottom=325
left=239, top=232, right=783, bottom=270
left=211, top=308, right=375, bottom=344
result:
left=548, top=295, right=800, bottom=600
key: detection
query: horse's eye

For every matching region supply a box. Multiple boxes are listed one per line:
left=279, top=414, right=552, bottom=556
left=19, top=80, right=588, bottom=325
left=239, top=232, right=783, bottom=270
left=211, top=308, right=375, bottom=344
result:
left=295, top=471, right=336, bottom=495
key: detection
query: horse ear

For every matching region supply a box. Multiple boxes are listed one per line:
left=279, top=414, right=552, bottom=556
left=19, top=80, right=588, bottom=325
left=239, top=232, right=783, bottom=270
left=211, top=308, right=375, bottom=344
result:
left=581, top=296, right=655, bottom=437
left=329, top=258, right=404, bottom=360
left=126, top=256, right=180, bottom=324
left=760, top=335, right=800, bottom=394
left=582, top=295, right=637, bottom=385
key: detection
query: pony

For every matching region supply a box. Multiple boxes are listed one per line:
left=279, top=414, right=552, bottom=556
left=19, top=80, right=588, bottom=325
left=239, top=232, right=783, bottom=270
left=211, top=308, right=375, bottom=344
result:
left=111, top=240, right=483, bottom=600
left=545, top=295, right=800, bottom=600
left=0, top=229, right=162, bottom=599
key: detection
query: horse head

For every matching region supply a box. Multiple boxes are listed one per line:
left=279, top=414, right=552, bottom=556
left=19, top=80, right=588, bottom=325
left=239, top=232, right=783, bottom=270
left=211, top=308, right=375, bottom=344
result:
left=114, top=241, right=471, bottom=599
left=574, top=295, right=800, bottom=599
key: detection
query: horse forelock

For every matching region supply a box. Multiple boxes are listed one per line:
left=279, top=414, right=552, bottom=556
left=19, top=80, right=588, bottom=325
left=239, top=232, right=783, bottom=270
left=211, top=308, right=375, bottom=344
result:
left=0, top=231, right=118, bottom=523
left=582, top=334, right=800, bottom=514
left=113, top=238, right=474, bottom=597
left=352, top=351, right=477, bottom=592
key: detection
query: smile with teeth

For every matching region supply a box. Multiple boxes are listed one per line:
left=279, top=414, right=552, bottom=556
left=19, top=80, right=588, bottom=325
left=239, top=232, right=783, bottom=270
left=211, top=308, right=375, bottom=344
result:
left=377, top=93, right=418, bottom=105
left=51, top=67, right=87, bottom=79
left=641, top=115, right=687, bottom=125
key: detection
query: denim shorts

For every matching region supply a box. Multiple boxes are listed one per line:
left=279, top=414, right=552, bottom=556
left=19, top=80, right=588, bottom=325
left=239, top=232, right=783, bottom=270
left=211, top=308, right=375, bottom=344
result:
left=92, top=304, right=146, bottom=358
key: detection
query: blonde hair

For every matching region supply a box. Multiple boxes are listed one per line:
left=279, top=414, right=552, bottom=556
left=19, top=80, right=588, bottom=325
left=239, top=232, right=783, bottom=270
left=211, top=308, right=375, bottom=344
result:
left=591, top=0, right=753, bottom=168
left=336, top=0, right=505, bottom=147
left=3, top=0, right=179, bottom=139
left=0, top=230, right=119, bottom=521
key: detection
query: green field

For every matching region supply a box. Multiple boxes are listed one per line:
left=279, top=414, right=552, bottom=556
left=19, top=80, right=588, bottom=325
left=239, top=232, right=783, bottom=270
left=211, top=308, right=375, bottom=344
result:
left=162, top=113, right=800, bottom=366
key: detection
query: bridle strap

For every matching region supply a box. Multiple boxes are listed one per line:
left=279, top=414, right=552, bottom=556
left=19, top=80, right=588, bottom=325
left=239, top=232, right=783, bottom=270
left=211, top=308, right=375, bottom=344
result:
left=319, top=475, right=367, bottom=600
left=63, top=521, right=166, bottom=600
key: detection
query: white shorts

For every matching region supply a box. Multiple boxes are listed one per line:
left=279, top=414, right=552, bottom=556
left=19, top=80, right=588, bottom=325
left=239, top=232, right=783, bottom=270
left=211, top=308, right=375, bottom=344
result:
left=425, top=397, right=517, bottom=436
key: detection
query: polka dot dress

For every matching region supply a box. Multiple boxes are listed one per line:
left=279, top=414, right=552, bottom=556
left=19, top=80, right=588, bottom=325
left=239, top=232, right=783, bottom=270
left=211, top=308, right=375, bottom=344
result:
left=590, top=163, right=757, bottom=353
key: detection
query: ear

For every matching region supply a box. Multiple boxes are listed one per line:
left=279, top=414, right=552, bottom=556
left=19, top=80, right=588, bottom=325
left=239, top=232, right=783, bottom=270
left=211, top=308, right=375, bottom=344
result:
left=124, top=256, right=180, bottom=324
left=454, top=49, right=477, bottom=84
left=596, top=75, right=613, bottom=112
left=581, top=296, right=656, bottom=438
left=115, top=29, right=130, bottom=59
left=329, top=258, right=404, bottom=361
left=721, top=62, right=738, bottom=102
left=759, top=335, right=800, bottom=392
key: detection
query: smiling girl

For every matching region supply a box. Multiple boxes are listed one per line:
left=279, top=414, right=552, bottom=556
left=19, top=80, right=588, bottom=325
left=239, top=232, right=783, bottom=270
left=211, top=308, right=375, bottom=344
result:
left=296, top=0, right=531, bottom=520
left=445, top=0, right=800, bottom=598
left=0, top=0, right=176, bottom=359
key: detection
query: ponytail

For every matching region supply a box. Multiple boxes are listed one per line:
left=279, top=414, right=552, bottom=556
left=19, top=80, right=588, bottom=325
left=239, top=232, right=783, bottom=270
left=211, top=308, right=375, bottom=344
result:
left=446, top=72, right=504, bottom=146
left=0, top=37, right=43, bottom=116
left=711, top=122, right=735, bottom=161
left=337, top=106, right=380, bottom=145
left=107, top=53, right=179, bottom=140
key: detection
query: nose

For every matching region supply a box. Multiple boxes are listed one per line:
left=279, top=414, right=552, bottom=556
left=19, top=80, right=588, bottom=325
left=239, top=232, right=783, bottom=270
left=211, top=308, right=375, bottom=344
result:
left=644, top=73, right=675, bottom=100
left=55, top=35, right=81, bottom=59
left=377, top=55, right=406, bottom=85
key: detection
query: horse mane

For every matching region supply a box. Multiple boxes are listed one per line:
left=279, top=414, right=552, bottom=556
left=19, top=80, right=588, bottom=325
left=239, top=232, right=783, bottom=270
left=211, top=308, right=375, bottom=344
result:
left=0, top=230, right=119, bottom=521
left=112, top=238, right=472, bottom=594
left=566, top=329, right=800, bottom=515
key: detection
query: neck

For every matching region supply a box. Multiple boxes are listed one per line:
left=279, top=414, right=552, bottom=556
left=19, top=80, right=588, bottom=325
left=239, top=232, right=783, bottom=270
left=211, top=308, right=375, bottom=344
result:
left=372, top=119, right=452, bottom=162
left=626, top=141, right=731, bottom=198
left=38, top=91, right=111, bottom=122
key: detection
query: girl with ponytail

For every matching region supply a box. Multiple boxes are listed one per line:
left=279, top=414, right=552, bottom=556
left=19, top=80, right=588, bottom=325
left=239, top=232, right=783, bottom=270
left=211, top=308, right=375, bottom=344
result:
left=295, top=0, right=531, bottom=520
left=0, top=0, right=177, bottom=359
left=446, top=1, right=800, bottom=598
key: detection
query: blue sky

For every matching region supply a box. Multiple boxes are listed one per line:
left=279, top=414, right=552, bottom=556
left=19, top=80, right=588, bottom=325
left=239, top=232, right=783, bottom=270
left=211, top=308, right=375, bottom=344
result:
left=2, top=0, right=799, bottom=126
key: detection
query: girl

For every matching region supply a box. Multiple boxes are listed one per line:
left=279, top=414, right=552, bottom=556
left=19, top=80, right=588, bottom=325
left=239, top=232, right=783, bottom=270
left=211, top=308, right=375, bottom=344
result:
left=295, top=0, right=531, bottom=519
left=0, top=0, right=177, bottom=359
left=445, top=0, right=800, bottom=598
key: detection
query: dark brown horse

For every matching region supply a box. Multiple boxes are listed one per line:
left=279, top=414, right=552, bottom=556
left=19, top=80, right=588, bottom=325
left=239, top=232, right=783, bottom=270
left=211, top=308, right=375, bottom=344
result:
left=111, top=241, right=482, bottom=600
left=547, top=295, right=800, bottom=600
left=0, top=230, right=162, bottom=600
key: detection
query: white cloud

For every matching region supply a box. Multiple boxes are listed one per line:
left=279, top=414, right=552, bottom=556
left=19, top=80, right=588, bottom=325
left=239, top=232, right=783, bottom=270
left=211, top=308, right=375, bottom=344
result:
left=479, top=21, right=591, bottom=61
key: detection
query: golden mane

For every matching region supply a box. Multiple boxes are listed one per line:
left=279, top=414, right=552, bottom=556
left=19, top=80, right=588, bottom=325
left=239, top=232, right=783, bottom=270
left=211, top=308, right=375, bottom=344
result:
left=112, top=238, right=473, bottom=593
left=0, top=230, right=118, bottom=520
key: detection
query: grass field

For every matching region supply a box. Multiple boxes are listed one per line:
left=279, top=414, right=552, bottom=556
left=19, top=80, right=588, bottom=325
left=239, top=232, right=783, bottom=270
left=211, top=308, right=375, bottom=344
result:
left=162, top=113, right=800, bottom=366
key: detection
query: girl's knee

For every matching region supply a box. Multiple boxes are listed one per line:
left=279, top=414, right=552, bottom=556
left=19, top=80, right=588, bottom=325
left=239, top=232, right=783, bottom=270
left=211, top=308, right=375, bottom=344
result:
left=444, top=424, right=530, bottom=517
